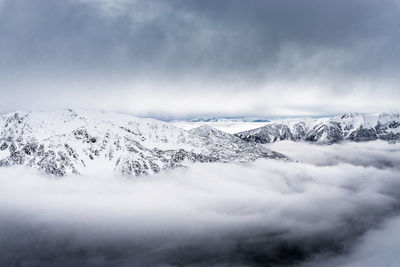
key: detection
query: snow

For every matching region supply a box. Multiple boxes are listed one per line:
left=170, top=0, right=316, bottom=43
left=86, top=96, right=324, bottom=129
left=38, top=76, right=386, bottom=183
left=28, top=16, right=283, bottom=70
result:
left=0, top=109, right=288, bottom=176
left=235, top=112, right=400, bottom=144
left=171, top=120, right=270, bottom=134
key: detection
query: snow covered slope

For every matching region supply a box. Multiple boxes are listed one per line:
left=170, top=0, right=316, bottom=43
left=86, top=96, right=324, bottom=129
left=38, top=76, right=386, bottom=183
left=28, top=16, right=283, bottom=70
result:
left=171, top=117, right=270, bottom=134
left=235, top=112, right=400, bottom=144
left=0, top=109, right=289, bottom=176
left=189, top=125, right=287, bottom=161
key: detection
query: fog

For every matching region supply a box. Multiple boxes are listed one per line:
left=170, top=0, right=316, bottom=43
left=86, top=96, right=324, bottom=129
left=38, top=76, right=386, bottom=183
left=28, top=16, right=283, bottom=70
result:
left=306, top=216, right=400, bottom=267
left=265, top=140, right=400, bottom=170
left=1, top=141, right=400, bottom=266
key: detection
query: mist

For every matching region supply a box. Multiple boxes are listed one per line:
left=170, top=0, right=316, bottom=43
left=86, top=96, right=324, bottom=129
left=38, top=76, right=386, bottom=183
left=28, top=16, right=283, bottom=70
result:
left=306, top=216, right=400, bottom=267
left=265, top=140, right=400, bottom=170
left=1, top=141, right=400, bottom=266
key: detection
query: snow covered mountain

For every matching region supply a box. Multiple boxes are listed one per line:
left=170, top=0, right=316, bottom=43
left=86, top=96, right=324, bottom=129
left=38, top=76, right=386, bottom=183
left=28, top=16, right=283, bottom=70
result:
left=171, top=117, right=270, bottom=134
left=188, top=125, right=285, bottom=161
left=235, top=112, right=400, bottom=144
left=185, top=117, right=269, bottom=123
left=0, top=109, right=289, bottom=176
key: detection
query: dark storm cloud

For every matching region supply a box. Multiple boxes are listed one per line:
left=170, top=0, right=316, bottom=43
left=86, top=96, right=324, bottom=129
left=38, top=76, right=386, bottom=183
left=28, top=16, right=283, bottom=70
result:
left=172, top=0, right=400, bottom=78
left=1, top=0, right=400, bottom=117
left=1, top=0, right=400, bottom=79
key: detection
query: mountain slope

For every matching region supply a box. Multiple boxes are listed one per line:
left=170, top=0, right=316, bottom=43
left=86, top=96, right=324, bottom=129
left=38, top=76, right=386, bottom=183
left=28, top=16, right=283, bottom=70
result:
left=235, top=112, right=400, bottom=144
left=189, top=125, right=288, bottom=161
left=171, top=117, right=270, bottom=134
left=0, top=109, right=289, bottom=176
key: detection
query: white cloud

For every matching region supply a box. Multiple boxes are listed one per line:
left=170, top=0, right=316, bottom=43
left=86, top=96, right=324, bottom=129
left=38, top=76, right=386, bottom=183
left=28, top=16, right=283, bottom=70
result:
left=265, top=140, right=400, bottom=169
left=2, top=76, right=400, bottom=119
left=1, top=141, right=400, bottom=265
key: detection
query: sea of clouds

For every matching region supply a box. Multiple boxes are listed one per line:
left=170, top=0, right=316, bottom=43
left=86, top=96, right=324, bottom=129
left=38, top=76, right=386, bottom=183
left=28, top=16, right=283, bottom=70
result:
left=1, top=141, right=400, bottom=266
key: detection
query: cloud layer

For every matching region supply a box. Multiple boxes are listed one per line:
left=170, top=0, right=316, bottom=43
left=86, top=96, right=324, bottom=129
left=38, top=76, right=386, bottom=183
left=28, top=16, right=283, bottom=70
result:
left=2, top=0, right=400, bottom=79
left=1, top=141, right=400, bottom=266
left=265, top=140, right=400, bottom=170
left=1, top=0, right=400, bottom=117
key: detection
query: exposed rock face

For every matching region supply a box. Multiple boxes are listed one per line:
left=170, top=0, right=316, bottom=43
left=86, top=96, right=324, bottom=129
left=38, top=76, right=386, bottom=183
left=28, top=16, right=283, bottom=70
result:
left=235, top=112, right=400, bottom=144
left=189, top=125, right=288, bottom=161
left=0, top=109, right=289, bottom=176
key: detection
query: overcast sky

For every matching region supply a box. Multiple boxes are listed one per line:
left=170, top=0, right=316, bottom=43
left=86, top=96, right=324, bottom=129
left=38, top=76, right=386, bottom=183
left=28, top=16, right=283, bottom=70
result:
left=1, top=0, right=399, bottom=119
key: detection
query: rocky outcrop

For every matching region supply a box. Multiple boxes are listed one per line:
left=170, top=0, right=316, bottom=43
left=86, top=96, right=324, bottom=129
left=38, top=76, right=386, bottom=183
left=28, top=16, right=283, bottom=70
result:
left=0, top=109, right=289, bottom=176
left=236, top=112, right=400, bottom=144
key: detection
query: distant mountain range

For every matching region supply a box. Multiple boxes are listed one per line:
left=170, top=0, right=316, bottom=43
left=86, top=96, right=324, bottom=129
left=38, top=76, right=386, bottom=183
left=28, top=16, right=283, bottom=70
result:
left=0, top=110, right=288, bottom=176
left=170, top=117, right=271, bottom=134
left=185, top=117, right=270, bottom=123
left=1, top=110, right=398, bottom=177
left=235, top=112, right=400, bottom=144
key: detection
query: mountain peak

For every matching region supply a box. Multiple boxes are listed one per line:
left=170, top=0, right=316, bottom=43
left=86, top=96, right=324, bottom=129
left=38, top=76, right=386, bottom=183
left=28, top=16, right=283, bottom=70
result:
left=236, top=112, right=400, bottom=144
left=0, top=110, right=289, bottom=177
left=339, top=112, right=361, bottom=119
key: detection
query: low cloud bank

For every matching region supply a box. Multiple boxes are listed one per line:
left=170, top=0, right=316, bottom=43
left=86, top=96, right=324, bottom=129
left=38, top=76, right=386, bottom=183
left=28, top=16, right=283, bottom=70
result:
left=305, top=216, right=400, bottom=267
left=1, top=141, right=400, bottom=266
left=265, top=140, right=400, bottom=170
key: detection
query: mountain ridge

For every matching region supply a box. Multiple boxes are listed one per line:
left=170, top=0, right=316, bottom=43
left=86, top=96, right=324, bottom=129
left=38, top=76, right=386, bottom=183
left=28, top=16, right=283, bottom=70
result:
left=235, top=112, right=400, bottom=144
left=0, top=109, right=289, bottom=176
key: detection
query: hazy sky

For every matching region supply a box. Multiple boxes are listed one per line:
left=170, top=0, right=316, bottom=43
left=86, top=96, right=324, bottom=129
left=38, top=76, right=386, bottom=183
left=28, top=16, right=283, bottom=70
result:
left=1, top=0, right=399, bottom=118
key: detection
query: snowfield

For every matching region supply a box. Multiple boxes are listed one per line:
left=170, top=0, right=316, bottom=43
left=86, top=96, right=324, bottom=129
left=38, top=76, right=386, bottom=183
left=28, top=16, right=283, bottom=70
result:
left=0, top=109, right=288, bottom=176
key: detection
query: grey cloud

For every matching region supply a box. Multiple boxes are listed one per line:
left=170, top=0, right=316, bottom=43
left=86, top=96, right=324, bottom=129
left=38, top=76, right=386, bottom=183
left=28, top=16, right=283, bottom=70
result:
left=1, top=0, right=400, bottom=80
left=306, top=217, right=400, bottom=267
left=265, top=140, right=400, bottom=170
left=1, top=141, right=400, bottom=266
left=1, top=0, right=400, bottom=117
